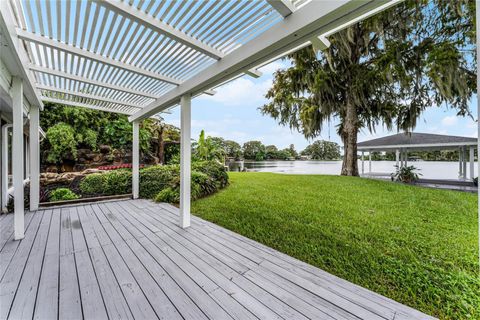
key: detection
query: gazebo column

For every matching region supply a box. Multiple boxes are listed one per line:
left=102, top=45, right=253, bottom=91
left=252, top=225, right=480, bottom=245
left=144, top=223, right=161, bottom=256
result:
left=180, top=94, right=191, bottom=228
left=361, top=151, right=364, bottom=175
left=404, top=149, right=408, bottom=167
left=12, top=77, right=24, bottom=240
left=459, top=147, right=463, bottom=178
left=462, top=147, right=467, bottom=180
left=368, top=152, right=372, bottom=173
left=470, top=146, right=475, bottom=181
left=132, top=120, right=140, bottom=199
left=395, top=149, right=400, bottom=168
left=29, top=105, right=40, bottom=211
left=1, top=123, right=12, bottom=212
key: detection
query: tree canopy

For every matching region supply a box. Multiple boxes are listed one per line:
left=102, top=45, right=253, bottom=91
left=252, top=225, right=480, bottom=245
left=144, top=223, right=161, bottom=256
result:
left=261, top=0, right=475, bottom=176
left=301, top=140, right=341, bottom=160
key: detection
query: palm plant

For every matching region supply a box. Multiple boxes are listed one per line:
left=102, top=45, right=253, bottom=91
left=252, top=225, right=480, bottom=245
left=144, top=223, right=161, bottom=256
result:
left=391, top=165, right=422, bottom=183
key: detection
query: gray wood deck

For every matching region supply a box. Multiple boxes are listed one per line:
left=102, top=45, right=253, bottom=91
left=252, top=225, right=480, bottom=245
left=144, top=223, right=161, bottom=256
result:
left=0, top=199, right=436, bottom=320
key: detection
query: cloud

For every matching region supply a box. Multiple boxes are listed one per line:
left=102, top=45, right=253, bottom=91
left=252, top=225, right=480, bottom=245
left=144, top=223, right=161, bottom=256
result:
left=441, top=115, right=458, bottom=127
left=197, top=77, right=272, bottom=107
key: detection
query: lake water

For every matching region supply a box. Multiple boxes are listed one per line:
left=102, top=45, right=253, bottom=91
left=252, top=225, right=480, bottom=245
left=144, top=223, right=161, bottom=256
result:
left=228, top=160, right=478, bottom=180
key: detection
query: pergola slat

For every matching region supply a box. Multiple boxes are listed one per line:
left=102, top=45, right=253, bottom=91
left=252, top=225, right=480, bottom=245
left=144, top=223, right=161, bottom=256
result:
left=16, top=28, right=181, bottom=85
left=97, top=0, right=225, bottom=60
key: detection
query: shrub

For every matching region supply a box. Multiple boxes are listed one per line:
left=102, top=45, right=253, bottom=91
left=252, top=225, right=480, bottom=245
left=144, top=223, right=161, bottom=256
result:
left=79, top=174, right=105, bottom=195
left=191, top=171, right=217, bottom=197
left=139, top=165, right=179, bottom=198
left=45, top=123, right=77, bottom=163
left=192, top=161, right=229, bottom=188
left=103, top=170, right=132, bottom=195
left=154, top=187, right=180, bottom=203
left=49, top=188, right=79, bottom=202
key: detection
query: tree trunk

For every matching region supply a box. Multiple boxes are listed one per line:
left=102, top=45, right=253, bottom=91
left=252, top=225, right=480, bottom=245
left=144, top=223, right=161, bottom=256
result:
left=341, top=102, right=359, bottom=176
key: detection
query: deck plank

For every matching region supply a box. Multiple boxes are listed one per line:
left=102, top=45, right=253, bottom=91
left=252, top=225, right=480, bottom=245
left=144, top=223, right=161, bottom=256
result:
left=77, top=204, right=134, bottom=320
left=34, top=208, right=61, bottom=320
left=0, top=210, right=45, bottom=320
left=58, top=207, right=83, bottom=320
left=0, top=200, right=436, bottom=320
left=70, top=206, right=109, bottom=320
left=100, top=201, right=235, bottom=320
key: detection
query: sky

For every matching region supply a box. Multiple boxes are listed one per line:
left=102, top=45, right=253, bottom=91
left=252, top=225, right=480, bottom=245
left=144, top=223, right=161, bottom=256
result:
left=162, top=59, right=478, bottom=152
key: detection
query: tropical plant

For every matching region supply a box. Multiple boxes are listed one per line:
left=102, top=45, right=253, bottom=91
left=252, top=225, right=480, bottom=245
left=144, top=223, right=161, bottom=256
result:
left=49, top=188, right=79, bottom=202
left=194, top=130, right=226, bottom=162
left=391, top=165, right=422, bottom=183
left=261, top=0, right=474, bottom=176
left=79, top=174, right=105, bottom=195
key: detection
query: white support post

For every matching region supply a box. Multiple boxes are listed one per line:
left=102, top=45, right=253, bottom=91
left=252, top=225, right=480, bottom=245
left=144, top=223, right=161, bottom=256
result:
left=12, top=77, right=24, bottom=240
left=395, top=149, right=399, bottom=168
left=180, top=94, right=191, bottom=228
left=459, top=147, right=463, bottom=178
left=368, top=152, right=372, bottom=173
left=132, top=120, right=140, bottom=199
left=29, top=105, right=40, bottom=211
left=1, top=124, right=11, bottom=212
left=463, top=147, right=468, bottom=180
left=404, top=150, right=408, bottom=167
left=361, top=151, right=364, bottom=175
left=470, top=146, right=475, bottom=181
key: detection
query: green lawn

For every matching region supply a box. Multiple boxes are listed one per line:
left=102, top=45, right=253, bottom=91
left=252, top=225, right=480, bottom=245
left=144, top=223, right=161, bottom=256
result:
left=191, top=172, right=480, bottom=320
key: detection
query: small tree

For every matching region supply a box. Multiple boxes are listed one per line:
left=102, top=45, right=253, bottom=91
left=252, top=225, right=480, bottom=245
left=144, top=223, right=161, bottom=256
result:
left=243, top=141, right=266, bottom=160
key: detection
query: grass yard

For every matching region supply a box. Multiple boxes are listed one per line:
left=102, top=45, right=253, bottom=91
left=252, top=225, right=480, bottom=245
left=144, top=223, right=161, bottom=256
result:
left=191, top=172, right=480, bottom=320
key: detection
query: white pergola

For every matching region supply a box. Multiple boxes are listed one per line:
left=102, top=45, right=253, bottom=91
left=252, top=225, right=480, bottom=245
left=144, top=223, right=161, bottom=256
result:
left=3, top=0, right=469, bottom=242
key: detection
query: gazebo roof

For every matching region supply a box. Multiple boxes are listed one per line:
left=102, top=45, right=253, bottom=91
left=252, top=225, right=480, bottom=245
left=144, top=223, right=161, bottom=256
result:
left=358, top=132, right=478, bottom=151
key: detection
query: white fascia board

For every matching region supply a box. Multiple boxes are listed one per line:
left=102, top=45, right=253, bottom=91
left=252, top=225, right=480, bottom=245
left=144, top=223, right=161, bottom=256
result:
left=244, top=69, right=263, bottom=78
left=358, top=142, right=478, bottom=151
left=267, top=0, right=296, bottom=18
left=0, top=1, right=43, bottom=110
left=16, top=29, right=181, bottom=85
left=41, top=97, right=134, bottom=115
left=130, top=0, right=401, bottom=122
left=98, top=0, right=224, bottom=60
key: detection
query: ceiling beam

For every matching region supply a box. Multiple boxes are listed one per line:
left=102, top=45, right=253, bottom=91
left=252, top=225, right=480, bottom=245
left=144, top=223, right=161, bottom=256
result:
left=40, top=97, right=134, bottom=115
left=130, top=0, right=401, bottom=121
left=29, top=65, right=158, bottom=99
left=16, top=29, right=181, bottom=85
left=97, top=0, right=225, bottom=60
left=36, top=85, right=143, bottom=109
left=266, top=0, right=296, bottom=18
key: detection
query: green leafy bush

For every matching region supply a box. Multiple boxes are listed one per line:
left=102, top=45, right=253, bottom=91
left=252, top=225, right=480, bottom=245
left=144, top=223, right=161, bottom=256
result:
left=103, top=170, right=132, bottom=195
left=191, top=171, right=217, bottom=197
left=49, top=188, right=79, bottom=202
left=192, top=161, right=229, bottom=188
left=45, top=123, right=77, bottom=163
left=79, top=174, right=105, bottom=195
left=139, top=165, right=179, bottom=198
left=154, top=187, right=180, bottom=203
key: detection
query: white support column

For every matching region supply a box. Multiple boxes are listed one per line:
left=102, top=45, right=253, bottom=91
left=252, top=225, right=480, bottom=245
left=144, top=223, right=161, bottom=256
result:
left=12, top=77, right=24, bottom=240
left=180, top=94, right=191, bottom=228
left=470, top=146, right=475, bottom=181
left=463, top=147, right=468, bottom=180
left=459, top=147, right=463, bottom=178
left=395, top=149, right=399, bottom=168
left=29, top=105, right=40, bottom=211
left=1, top=124, right=11, bottom=212
left=132, top=120, right=140, bottom=199
left=368, top=152, right=372, bottom=173
left=25, top=137, right=29, bottom=179
left=404, top=150, right=408, bottom=167
left=361, top=151, right=364, bottom=175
